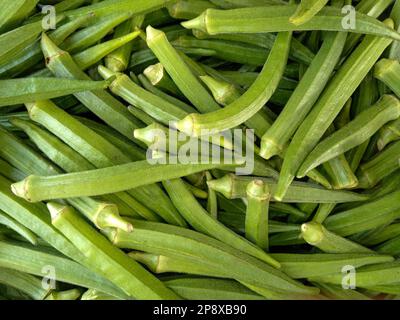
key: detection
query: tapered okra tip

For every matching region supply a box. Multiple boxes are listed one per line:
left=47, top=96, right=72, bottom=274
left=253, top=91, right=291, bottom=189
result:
left=259, top=138, right=283, bottom=160
left=46, top=202, right=67, bottom=220
left=176, top=114, right=196, bottom=136
left=143, top=63, right=164, bottom=85
left=181, top=12, right=208, bottom=33
left=246, top=180, right=270, bottom=200
left=374, top=58, right=398, bottom=79
left=206, top=174, right=234, bottom=198
left=146, top=25, right=165, bottom=44
left=301, top=222, right=324, bottom=246
left=98, top=65, right=117, bottom=80
left=11, top=179, right=31, bottom=201
left=41, top=32, right=64, bottom=62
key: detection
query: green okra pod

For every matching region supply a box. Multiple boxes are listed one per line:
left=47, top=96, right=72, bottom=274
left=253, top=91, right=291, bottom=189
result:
left=245, top=180, right=270, bottom=250
left=275, top=20, right=394, bottom=201
left=205, top=171, right=218, bottom=218
left=298, top=95, right=400, bottom=177
left=48, top=202, right=180, bottom=300
left=182, top=6, right=400, bottom=40
left=361, top=223, right=400, bottom=246
left=309, top=261, right=400, bottom=288
left=312, top=282, right=371, bottom=300
left=0, top=210, right=37, bottom=245
left=168, top=0, right=217, bottom=20
left=162, top=178, right=280, bottom=267
left=325, top=190, right=400, bottom=236
left=45, top=289, right=82, bottom=301
left=176, top=31, right=291, bottom=136
left=357, top=140, right=400, bottom=188
left=107, top=219, right=319, bottom=295
left=62, top=12, right=133, bottom=54
left=376, top=235, right=400, bottom=256
left=192, top=29, right=315, bottom=65
left=138, top=73, right=195, bottom=113
left=143, top=63, right=182, bottom=97
left=207, top=174, right=369, bottom=203
left=146, top=26, right=221, bottom=113
left=11, top=160, right=236, bottom=202
left=41, top=33, right=143, bottom=141
left=0, top=175, right=83, bottom=260
left=0, top=268, right=50, bottom=300
left=378, top=118, right=400, bottom=150
left=260, top=31, right=347, bottom=159
left=313, top=203, right=336, bottom=224
left=0, top=0, right=39, bottom=33
left=99, top=66, right=188, bottom=124
left=0, top=17, right=63, bottom=66
left=0, top=14, right=91, bottom=78
left=164, top=276, right=264, bottom=300
left=374, top=59, right=400, bottom=98
left=105, top=16, right=143, bottom=72
left=65, top=0, right=176, bottom=21
left=0, top=78, right=110, bottom=107
left=270, top=253, right=393, bottom=279
left=174, top=36, right=269, bottom=66
left=290, top=0, right=329, bottom=25
left=301, top=222, right=373, bottom=254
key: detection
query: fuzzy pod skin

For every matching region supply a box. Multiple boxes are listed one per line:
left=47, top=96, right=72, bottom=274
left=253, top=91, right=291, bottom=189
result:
left=301, top=222, right=373, bottom=254
left=260, top=31, right=347, bottom=160
left=176, top=31, right=291, bottom=136
left=245, top=180, right=271, bottom=250
left=325, top=190, right=400, bottom=237
left=41, top=33, right=143, bottom=142
left=146, top=26, right=220, bottom=113
left=270, top=253, right=393, bottom=279
left=289, top=0, right=330, bottom=25
left=356, top=140, right=400, bottom=189
left=274, top=20, right=394, bottom=201
left=182, top=5, right=400, bottom=40
left=48, top=202, right=180, bottom=300
left=207, top=174, right=369, bottom=203
left=374, top=59, right=400, bottom=98
left=298, top=95, right=400, bottom=177
left=162, top=178, right=280, bottom=268
left=11, top=160, right=236, bottom=202
left=378, top=117, right=400, bottom=150
left=106, top=219, right=320, bottom=295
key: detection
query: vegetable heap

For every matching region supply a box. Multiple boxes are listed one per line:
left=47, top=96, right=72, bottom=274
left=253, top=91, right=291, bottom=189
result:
left=0, top=0, right=400, bottom=300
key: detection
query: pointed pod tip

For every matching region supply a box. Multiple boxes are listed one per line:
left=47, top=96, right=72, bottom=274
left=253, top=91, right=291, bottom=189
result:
left=11, top=180, right=30, bottom=200
left=146, top=25, right=164, bottom=43
left=181, top=12, right=207, bottom=33
left=46, top=202, right=67, bottom=220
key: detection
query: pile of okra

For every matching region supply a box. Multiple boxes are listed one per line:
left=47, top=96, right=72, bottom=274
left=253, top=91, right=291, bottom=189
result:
left=1, top=0, right=400, bottom=301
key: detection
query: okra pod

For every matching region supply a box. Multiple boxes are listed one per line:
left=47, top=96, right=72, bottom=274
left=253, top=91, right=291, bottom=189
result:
left=374, top=59, right=400, bottom=98
left=207, top=174, right=369, bottom=203
left=245, top=180, right=270, bottom=250
left=146, top=26, right=221, bottom=113
left=0, top=210, right=37, bottom=245
left=357, top=140, right=400, bottom=188
left=290, top=0, right=330, bottom=25
left=176, top=31, right=291, bottom=135
left=275, top=20, right=394, bottom=200
left=107, top=219, right=319, bottom=295
left=182, top=6, right=400, bottom=41
left=325, top=190, right=400, bottom=236
left=301, top=222, right=373, bottom=254
left=259, top=31, right=346, bottom=159
left=270, top=253, right=393, bottom=279
left=163, top=178, right=279, bottom=267
left=298, top=95, right=400, bottom=177
left=41, top=33, right=143, bottom=141
left=378, top=118, right=400, bottom=150
left=48, top=203, right=180, bottom=299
